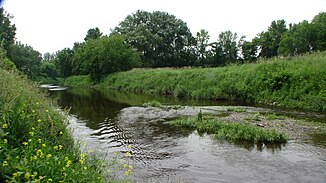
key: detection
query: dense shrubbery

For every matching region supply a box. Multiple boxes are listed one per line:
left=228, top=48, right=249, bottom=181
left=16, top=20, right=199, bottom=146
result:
left=100, top=52, right=326, bottom=111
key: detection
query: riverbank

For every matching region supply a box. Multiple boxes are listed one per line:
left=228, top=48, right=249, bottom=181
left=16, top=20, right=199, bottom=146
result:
left=100, top=52, right=326, bottom=112
left=0, top=69, right=120, bottom=182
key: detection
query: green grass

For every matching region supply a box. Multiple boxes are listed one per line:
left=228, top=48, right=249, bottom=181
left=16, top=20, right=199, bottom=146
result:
left=0, top=69, right=132, bottom=182
left=63, top=75, right=93, bottom=87
left=169, top=115, right=288, bottom=143
left=142, top=100, right=163, bottom=107
left=100, top=52, right=326, bottom=112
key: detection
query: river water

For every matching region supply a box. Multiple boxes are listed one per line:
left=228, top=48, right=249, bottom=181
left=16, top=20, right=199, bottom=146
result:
left=49, top=88, right=326, bottom=183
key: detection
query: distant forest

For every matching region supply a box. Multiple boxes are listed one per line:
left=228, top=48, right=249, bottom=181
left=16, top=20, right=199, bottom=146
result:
left=1, top=8, right=326, bottom=81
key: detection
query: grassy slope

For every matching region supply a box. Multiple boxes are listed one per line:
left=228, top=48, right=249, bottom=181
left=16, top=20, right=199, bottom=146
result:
left=99, top=52, right=326, bottom=112
left=0, top=69, right=109, bottom=182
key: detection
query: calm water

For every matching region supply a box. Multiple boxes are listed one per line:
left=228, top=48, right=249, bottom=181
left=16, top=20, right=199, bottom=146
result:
left=50, top=88, right=326, bottom=183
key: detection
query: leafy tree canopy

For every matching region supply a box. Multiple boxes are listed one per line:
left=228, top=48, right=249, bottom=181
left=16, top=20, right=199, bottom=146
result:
left=84, top=27, right=103, bottom=41
left=112, top=10, right=195, bottom=67
left=0, top=7, right=16, bottom=57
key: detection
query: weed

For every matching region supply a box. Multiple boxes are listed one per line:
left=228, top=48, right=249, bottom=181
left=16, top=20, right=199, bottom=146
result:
left=169, top=115, right=287, bottom=144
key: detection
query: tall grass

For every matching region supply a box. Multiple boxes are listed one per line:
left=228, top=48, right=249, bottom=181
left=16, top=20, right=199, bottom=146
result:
left=0, top=69, right=131, bottom=182
left=169, top=114, right=288, bottom=143
left=101, top=52, right=326, bottom=111
left=63, top=75, right=93, bottom=87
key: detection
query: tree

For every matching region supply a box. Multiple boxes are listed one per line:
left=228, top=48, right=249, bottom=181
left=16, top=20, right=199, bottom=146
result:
left=310, top=12, right=326, bottom=51
left=278, top=21, right=311, bottom=56
left=84, top=27, right=103, bottom=41
left=255, top=20, right=287, bottom=58
left=112, top=10, right=195, bottom=67
left=55, top=48, right=74, bottom=77
left=210, top=31, right=240, bottom=66
left=10, top=42, right=42, bottom=78
left=73, top=35, right=140, bottom=81
left=0, top=8, right=16, bottom=57
left=241, top=40, right=258, bottom=62
left=194, top=29, right=211, bottom=65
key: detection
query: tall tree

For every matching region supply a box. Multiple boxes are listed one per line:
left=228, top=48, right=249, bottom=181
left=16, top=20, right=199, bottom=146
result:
left=0, top=8, right=16, bottom=57
left=73, top=36, right=140, bottom=81
left=211, top=31, right=240, bottom=66
left=54, top=48, right=74, bottom=77
left=241, top=40, right=258, bottom=62
left=278, top=21, right=311, bottom=56
left=10, top=42, right=42, bottom=78
left=112, top=10, right=195, bottom=67
left=255, top=20, right=287, bottom=58
left=195, top=29, right=211, bottom=65
left=310, top=12, right=326, bottom=51
left=84, top=27, right=103, bottom=41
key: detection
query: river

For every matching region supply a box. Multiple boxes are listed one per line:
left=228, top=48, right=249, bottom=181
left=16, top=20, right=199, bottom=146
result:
left=49, top=88, right=326, bottom=183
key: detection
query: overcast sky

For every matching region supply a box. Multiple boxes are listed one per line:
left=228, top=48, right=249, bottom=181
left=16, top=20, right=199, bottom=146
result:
left=2, top=0, right=326, bottom=54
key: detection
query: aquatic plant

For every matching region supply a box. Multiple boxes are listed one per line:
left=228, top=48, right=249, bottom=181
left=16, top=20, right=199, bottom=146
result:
left=169, top=114, right=288, bottom=144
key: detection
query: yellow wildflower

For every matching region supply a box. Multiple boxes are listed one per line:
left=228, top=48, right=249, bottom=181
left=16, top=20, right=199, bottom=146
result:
left=22, top=142, right=28, bottom=146
left=45, top=109, right=49, bottom=113
left=65, top=160, right=72, bottom=168
left=54, top=146, right=58, bottom=150
left=2, top=161, right=8, bottom=167
left=29, top=132, right=34, bottom=136
left=127, top=144, right=132, bottom=149
left=3, top=139, right=8, bottom=144
left=37, top=119, right=42, bottom=123
left=47, top=178, right=53, bottom=182
left=59, top=131, right=63, bottom=135
left=123, top=164, right=128, bottom=168
left=24, top=172, right=31, bottom=179
left=42, top=143, right=46, bottom=147
left=2, top=123, right=8, bottom=129
left=58, top=145, right=63, bottom=150
left=47, top=154, right=52, bottom=158
left=28, top=139, right=32, bottom=143
left=125, top=151, right=131, bottom=157
left=38, top=139, right=42, bottom=143
left=124, top=171, right=130, bottom=176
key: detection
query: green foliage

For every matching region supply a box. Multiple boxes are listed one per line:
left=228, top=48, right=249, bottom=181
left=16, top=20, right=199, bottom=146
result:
left=255, top=20, right=288, bottom=58
left=84, top=27, right=103, bottom=41
left=63, top=75, right=93, bottom=87
left=101, top=52, right=326, bottom=112
left=55, top=48, right=74, bottom=77
left=112, top=10, right=196, bottom=67
left=0, top=69, right=109, bottom=182
left=73, top=36, right=140, bottom=81
left=210, top=30, right=242, bottom=65
left=142, top=100, right=162, bottom=107
left=169, top=115, right=287, bottom=143
left=0, top=8, right=16, bottom=57
left=9, top=42, right=42, bottom=79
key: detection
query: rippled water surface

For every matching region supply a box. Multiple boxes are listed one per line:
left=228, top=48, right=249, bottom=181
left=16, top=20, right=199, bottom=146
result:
left=50, top=88, right=326, bottom=183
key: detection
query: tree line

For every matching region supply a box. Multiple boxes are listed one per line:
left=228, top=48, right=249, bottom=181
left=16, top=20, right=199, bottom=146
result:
left=1, top=7, right=326, bottom=82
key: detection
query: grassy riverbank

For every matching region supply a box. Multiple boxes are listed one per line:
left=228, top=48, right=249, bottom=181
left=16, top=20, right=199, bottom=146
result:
left=97, top=52, right=326, bottom=112
left=0, top=69, right=123, bottom=182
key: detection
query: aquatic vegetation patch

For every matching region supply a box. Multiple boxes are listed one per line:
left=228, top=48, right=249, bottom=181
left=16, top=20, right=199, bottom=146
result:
left=168, top=114, right=288, bottom=144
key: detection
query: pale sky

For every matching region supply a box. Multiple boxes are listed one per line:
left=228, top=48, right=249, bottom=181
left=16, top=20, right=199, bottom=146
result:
left=2, top=0, right=326, bottom=54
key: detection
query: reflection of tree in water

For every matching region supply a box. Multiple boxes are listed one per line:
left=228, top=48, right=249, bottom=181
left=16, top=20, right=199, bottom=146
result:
left=52, top=89, right=129, bottom=130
